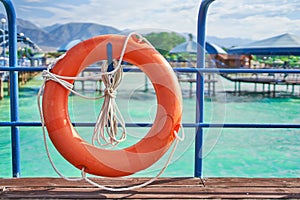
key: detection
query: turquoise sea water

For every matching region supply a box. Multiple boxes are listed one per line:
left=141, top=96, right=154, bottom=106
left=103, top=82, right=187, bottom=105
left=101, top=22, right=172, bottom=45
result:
left=0, top=72, right=300, bottom=178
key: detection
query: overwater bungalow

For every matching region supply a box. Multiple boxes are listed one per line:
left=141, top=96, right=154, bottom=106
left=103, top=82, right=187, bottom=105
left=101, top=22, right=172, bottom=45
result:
left=210, top=33, right=300, bottom=96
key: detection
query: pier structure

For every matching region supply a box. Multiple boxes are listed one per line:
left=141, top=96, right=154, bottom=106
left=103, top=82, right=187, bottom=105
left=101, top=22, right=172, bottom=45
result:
left=0, top=69, right=39, bottom=100
left=0, top=17, right=43, bottom=100
left=71, top=60, right=300, bottom=98
left=222, top=72, right=300, bottom=97
left=74, top=69, right=103, bottom=92
left=170, top=61, right=217, bottom=97
left=74, top=63, right=218, bottom=98
left=175, top=71, right=217, bottom=97
left=209, top=51, right=300, bottom=97
left=223, top=32, right=300, bottom=96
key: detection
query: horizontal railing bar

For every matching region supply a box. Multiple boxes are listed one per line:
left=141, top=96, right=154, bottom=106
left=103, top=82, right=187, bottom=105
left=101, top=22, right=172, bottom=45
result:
left=0, top=66, right=46, bottom=71
left=2, top=66, right=300, bottom=74
left=85, top=67, right=300, bottom=74
left=202, top=123, right=300, bottom=128
left=0, top=121, right=300, bottom=128
left=173, top=68, right=300, bottom=74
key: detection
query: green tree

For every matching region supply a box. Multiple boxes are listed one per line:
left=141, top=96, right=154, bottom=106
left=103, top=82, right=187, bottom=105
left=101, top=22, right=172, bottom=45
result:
left=144, top=32, right=185, bottom=57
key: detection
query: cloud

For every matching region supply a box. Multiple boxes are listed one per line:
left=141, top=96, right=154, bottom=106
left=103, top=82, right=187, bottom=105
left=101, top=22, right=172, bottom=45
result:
left=24, top=0, right=44, bottom=2
left=207, top=0, right=300, bottom=39
left=9, top=0, right=300, bottom=40
left=64, top=0, right=198, bottom=32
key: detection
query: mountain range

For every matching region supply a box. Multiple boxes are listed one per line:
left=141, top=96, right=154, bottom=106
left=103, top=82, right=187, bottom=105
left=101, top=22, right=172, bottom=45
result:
left=16, top=18, right=121, bottom=51
left=5, top=14, right=252, bottom=52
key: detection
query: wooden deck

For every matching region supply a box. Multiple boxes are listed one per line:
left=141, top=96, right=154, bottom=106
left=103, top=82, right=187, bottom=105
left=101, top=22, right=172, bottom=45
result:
left=1, top=178, right=300, bottom=199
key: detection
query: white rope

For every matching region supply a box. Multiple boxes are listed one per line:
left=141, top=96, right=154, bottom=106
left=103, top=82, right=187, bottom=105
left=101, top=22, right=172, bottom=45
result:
left=37, top=32, right=183, bottom=191
left=42, top=69, right=105, bottom=100
left=37, top=84, right=84, bottom=181
left=81, top=127, right=185, bottom=191
left=91, top=61, right=126, bottom=146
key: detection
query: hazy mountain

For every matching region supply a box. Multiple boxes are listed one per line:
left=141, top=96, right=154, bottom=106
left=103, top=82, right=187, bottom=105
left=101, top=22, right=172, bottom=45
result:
left=207, top=36, right=253, bottom=48
left=14, top=18, right=121, bottom=49
left=48, top=22, right=120, bottom=44
left=0, top=13, right=57, bottom=47
left=17, top=18, right=41, bottom=30
left=181, top=32, right=253, bottom=48
left=43, top=23, right=62, bottom=33
left=0, top=14, right=253, bottom=51
left=16, top=18, right=62, bottom=47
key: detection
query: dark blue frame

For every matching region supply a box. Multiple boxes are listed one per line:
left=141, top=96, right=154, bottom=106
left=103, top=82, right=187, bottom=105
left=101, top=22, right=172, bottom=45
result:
left=1, top=0, right=300, bottom=178
left=0, top=0, right=20, bottom=177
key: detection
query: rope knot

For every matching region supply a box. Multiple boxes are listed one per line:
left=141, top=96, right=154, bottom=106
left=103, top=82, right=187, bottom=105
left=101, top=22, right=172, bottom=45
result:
left=104, top=87, right=117, bottom=98
left=42, top=70, right=74, bottom=90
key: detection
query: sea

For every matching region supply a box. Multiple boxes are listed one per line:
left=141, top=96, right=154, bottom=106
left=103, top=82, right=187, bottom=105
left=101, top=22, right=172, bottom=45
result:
left=1, top=71, right=300, bottom=178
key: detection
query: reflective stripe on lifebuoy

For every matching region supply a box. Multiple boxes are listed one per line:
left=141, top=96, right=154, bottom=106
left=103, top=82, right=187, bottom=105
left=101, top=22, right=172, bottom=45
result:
left=42, top=34, right=182, bottom=177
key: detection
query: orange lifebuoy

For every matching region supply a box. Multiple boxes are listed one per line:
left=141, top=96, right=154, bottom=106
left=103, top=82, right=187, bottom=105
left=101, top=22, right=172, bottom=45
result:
left=42, top=34, right=182, bottom=177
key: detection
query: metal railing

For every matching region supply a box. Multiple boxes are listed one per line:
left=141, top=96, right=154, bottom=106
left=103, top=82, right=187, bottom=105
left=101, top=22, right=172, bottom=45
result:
left=0, top=0, right=299, bottom=178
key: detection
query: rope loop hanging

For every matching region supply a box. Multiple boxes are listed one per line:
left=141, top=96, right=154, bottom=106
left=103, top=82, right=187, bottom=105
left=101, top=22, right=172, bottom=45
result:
left=93, top=60, right=126, bottom=146
left=38, top=33, right=183, bottom=187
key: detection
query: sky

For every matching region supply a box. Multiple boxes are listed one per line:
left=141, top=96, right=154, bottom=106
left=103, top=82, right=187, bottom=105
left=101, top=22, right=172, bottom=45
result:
left=2, top=0, right=300, bottom=40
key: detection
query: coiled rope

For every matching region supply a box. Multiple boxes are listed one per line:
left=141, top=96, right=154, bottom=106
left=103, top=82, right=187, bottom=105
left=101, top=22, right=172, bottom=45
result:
left=37, top=32, right=184, bottom=191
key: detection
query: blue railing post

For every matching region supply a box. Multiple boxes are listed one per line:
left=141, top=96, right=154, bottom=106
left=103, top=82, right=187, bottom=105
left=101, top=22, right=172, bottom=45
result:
left=195, top=0, right=215, bottom=177
left=106, top=42, right=114, bottom=72
left=0, top=0, right=20, bottom=177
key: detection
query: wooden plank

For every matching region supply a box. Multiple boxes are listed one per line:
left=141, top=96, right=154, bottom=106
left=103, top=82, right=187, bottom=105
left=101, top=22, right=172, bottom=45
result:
left=0, top=177, right=202, bottom=187
left=2, top=187, right=300, bottom=199
left=2, top=186, right=300, bottom=199
left=203, top=177, right=300, bottom=188
left=1, top=178, right=300, bottom=199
